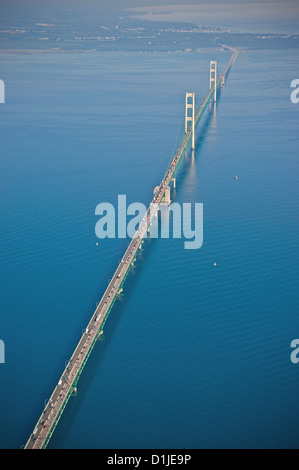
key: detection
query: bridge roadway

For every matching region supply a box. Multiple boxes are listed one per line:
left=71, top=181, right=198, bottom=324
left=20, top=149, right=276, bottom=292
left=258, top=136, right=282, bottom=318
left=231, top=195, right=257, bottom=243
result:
left=24, top=48, right=238, bottom=449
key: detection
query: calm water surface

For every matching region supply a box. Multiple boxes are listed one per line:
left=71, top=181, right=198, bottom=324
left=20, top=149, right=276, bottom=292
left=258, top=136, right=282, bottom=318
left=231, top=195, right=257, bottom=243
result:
left=0, top=49, right=298, bottom=449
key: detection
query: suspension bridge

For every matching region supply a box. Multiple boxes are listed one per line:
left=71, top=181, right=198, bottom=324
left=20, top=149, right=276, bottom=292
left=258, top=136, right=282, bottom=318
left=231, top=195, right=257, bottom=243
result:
left=24, top=47, right=238, bottom=449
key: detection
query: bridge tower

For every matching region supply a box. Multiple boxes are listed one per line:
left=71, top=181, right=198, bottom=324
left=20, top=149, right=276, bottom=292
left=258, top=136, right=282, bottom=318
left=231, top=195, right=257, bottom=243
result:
left=209, top=61, right=217, bottom=102
left=185, top=92, right=195, bottom=150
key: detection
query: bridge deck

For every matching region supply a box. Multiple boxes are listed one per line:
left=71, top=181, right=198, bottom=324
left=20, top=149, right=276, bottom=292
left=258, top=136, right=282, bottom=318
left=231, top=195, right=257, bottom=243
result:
left=24, top=49, right=238, bottom=449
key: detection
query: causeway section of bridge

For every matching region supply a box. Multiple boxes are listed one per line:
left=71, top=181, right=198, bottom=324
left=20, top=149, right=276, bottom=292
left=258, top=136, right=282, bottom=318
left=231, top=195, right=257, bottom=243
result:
left=24, top=48, right=238, bottom=449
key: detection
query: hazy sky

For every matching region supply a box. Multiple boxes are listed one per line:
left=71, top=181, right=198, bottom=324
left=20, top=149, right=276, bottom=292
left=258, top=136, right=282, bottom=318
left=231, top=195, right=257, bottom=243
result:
left=1, top=0, right=298, bottom=33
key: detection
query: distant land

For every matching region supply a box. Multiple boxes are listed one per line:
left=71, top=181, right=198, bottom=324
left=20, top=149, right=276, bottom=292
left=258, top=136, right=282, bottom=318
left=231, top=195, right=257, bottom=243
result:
left=0, top=15, right=298, bottom=53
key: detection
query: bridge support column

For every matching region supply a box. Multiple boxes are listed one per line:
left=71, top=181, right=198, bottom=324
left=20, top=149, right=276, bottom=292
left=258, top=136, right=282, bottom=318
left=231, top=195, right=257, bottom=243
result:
left=210, top=61, right=217, bottom=102
left=160, top=186, right=171, bottom=205
left=185, top=92, right=195, bottom=150
left=171, top=177, right=176, bottom=189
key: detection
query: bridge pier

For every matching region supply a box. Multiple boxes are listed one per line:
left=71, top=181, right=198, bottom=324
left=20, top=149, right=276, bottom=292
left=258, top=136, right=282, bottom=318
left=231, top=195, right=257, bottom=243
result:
left=160, top=186, right=171, bottom=205
left=154, top=185, right=171, bottom=206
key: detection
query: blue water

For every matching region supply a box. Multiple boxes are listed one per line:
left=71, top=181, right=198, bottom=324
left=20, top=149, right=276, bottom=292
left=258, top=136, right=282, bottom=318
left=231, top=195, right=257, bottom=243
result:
left=0, top=49, right=298, bottom=449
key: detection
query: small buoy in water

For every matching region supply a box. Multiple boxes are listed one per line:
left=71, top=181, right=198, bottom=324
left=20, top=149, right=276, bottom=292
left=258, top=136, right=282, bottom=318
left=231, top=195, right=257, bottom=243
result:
left=96, top=242, right=99, bottom=246
left=234, top=175, right=238, bottom=180
left=213, top=262, right=217, bottom=267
